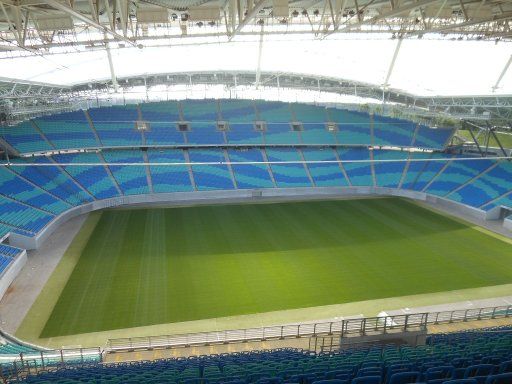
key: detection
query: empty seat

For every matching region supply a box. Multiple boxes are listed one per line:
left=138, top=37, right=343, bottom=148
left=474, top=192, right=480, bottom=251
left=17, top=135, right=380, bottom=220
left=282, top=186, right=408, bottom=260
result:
left=388, top=371, right=420, bottom=384
left=484, top=373, right=512, bottom=384
left=351, top=376, right=381, bottom=384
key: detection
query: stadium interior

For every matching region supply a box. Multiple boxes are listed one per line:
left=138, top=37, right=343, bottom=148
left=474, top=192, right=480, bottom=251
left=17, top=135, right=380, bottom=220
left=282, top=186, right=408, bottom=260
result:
left=2, top=0, right=512, bottom=383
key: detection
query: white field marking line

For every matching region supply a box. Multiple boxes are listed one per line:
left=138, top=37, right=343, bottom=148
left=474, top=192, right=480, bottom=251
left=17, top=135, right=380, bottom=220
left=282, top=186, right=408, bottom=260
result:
left=2, top=156, right=511, bottom=167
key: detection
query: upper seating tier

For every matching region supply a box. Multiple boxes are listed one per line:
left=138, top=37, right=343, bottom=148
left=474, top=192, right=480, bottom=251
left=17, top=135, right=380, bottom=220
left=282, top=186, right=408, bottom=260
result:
left=2, top=100, right=455, bottom=154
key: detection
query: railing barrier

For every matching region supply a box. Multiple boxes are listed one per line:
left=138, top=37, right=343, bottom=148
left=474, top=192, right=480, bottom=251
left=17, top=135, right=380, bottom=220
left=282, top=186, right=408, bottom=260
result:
left=105, top=304, right=512, bottom=352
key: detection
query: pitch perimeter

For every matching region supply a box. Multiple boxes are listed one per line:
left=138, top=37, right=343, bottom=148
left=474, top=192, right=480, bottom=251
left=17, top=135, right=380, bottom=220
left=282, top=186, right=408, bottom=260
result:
left=36, top=197, right=512, bottom=338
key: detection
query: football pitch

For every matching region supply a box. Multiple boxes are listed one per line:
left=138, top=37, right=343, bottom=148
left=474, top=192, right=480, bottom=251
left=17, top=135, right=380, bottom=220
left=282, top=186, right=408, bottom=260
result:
left=40, top=198, right=512, bottom=337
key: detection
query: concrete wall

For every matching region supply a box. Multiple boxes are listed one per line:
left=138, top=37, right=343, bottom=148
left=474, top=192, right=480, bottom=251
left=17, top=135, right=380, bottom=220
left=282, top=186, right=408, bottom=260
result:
left=425, top=195, right=487, bottom=221
left=0, top=250, right=27, bottom=300
left=504, top=215, right=512, bottom=232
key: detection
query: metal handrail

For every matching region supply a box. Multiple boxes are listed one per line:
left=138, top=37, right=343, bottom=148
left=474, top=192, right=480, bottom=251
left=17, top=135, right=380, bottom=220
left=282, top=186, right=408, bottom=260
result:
left=106, top=304, right=512, bottom=352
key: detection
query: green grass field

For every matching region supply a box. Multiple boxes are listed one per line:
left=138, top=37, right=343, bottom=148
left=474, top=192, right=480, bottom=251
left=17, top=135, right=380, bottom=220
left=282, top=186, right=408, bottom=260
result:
left=40, top=198, right=512, bottom=338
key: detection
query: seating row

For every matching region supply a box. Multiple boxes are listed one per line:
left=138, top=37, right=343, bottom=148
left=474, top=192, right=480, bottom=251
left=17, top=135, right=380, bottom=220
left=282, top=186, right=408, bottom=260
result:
left=0, top=100, right=455, bottom=154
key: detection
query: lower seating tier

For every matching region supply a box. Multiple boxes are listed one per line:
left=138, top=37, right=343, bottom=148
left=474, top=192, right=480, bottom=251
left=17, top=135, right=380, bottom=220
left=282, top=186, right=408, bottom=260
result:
left=0, top=148, right=510, bottom=237
left=11, top=327, right=512, bottom=384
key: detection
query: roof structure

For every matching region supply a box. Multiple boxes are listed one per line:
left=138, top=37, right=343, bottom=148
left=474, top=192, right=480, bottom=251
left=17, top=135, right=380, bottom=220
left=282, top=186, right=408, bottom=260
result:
left=1, top=1, right=512, bottom=125
left=1, top=0, right=512, bottom=54
left=2, top=70, right=512, bottom=125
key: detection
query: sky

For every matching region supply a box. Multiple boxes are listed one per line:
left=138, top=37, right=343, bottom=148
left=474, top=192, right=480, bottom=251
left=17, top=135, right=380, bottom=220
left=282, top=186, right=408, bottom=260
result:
left=1, top=33, right=511, bottom=97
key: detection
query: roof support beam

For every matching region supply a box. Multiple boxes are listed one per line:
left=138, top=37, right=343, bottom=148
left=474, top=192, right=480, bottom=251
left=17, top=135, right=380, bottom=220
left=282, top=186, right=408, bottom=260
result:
left=255, top=24, right=264, bottom=89
left=44, top=0, right=135, bottom=46
left=336, top=0, right=442, bottom=33
left=492, top=54, right=512, bottom=92
left=407, top=12, right=512, bottom=37
left=228, top=0, right=266, bottom=41
left=104, top=32, right=119, bottom=92
left=116, top=0, right=129, bottom=37
left=383, top=37, right=403, bottom=88
left=0, top=2, right=22, bottom=45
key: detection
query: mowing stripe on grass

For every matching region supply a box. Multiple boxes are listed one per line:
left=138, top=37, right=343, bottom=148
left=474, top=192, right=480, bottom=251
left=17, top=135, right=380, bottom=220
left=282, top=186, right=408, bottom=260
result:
left=16, top=212, right=102, bottom=342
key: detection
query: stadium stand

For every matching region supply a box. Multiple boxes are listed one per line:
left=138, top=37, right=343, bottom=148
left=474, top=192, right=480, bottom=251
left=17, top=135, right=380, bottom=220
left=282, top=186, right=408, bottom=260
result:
left=1, top=101, right=456, bottom=152
left=147, top=149, right=194, bottom=193
left=88, top=105, right=142, bottom=147
left=0, top=197, right=54, bottom=234
left=405, top=153, right=453, bottom=192
left=0, top=342, right=37, bottom=357
left=0, top=122, right=53, bottom=154
left=102, top=150, right=150, bottom=195
left=218, top=99, right=258, bottom=122
left=425, top=157, right=496, bottom=198
left=373, top=150, right=409, bottom=188
left=52, top=152, right=120, bottom=200
left=337, top=148, right=373, bottom=186
left=302, top=148, right=349, bottom=187
left=0, top=244, right=17, bottom=275
left=0, top=101, right=510, bottom=241
left=327, top=108, right=372, bottom=146
left=9, top=157, right=92, bottom=206
left=413, top=125, right=454, bottom=150
left=187, top=122, right=226, bottom=145
left=182, top=99, right=219, bottom=121
left=265, top=148, right=312, bottom=188
left=10, top=326, right=512, bottom=384
left=188, top=149, right=234, bottom=190
left=0, top=167, right=69, bottom=215
left=0, top=145, right=509, bottom=238
left=34, top=111, right=99, bottom=150
left=400, top=152, right=436, bottom=191
left=373, top=116, right=415, bottom=148
left=227, top=149, right=275, bottom=189
left=226, top=123, right=264, bottom=145
left=140, top=102, right=185, bottom=146
left=448, top=161, right=512, bottom=209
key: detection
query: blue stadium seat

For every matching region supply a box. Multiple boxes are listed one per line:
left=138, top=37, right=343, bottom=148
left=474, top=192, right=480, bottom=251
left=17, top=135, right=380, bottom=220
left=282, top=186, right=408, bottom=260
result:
left=140, top=101, right=184, bottom=145
left=484, top=373, right=512, bottom=383
left=373, top=115, right=415, bottom=147
left=426, top=158, right=495, bottom=197
left=147, top=149, right=193, bottom=193
left=423, top=366, right=455, bottom=383
left=89, top=105, right=142, bottom=147
left=101, top=150, right=150, bottom=195
left=351, top=376, right=381, bottom=384
left=337, top=148, right=373, bottom=186
left=35, top=110, right=99, bottom=149
left=302, top=148, right=348, bottom=187
left=463, top=365, right=496, bottom=384
left=413, top=125, right=455, bottom=150
left=227, top=149, right=274, bottom=189
left=388, top=371, right=420, bottom=384
left=187, top=122, right=225, bottom=145
left=181, top=99, right=219, bottom=121
left=373, top=150, right=409, bottom=188
left=53, top=152, right=120, bottom=200
left=219, top=99, right=257, bottom=121
left=326, top=108, right=371, bottom=145
left=189, top=149, right=234, bottom=190
left=0, top=121, right=52, bottom=153
left=265, top=148, right=312, bottom=188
